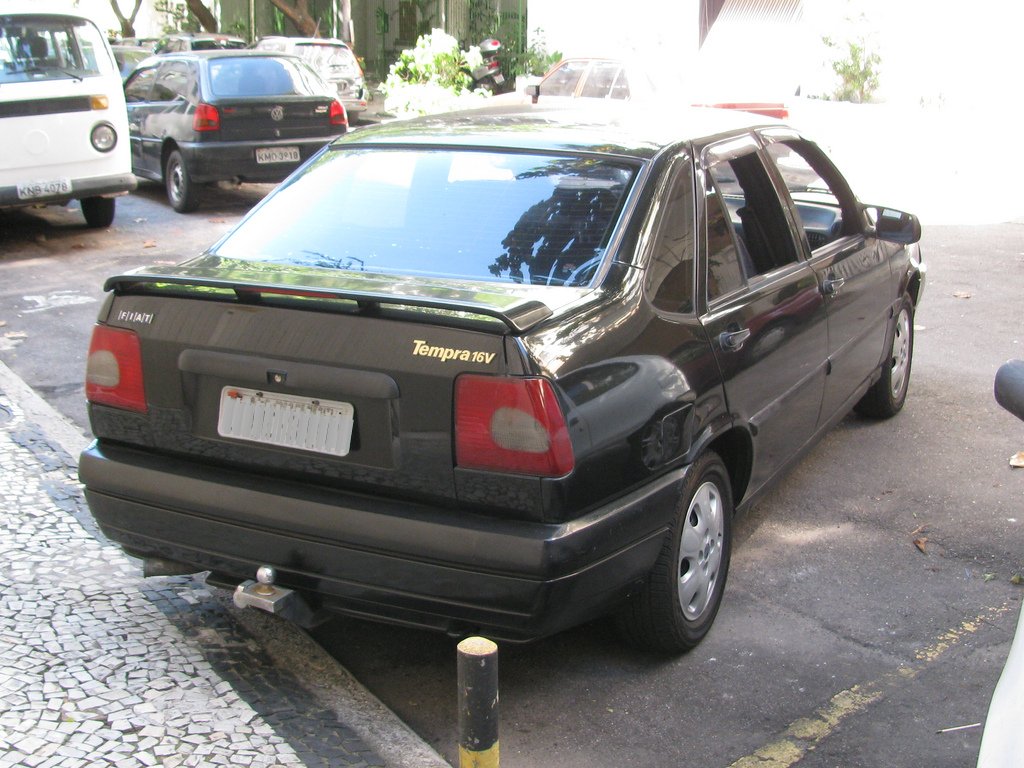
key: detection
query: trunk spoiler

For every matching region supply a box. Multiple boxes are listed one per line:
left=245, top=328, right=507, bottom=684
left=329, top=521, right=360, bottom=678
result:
left=104, top=271, right=555, bottom=334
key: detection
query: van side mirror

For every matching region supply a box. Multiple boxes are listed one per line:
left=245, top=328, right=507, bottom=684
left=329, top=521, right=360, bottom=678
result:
left=866, top=205, right=922, bottom=244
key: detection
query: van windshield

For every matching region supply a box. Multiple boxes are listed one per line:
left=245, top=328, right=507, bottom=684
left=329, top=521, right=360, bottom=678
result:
left=0, top=14, right=110, bottom=83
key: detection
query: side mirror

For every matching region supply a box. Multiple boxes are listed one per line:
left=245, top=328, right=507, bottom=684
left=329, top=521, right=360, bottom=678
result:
left=995, top=360, right=1024, bottom=422
left=866, top=205, right=922, bottom=245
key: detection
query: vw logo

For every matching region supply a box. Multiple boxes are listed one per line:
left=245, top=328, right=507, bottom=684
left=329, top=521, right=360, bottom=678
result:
left=270, top=106, right=284, bottom=121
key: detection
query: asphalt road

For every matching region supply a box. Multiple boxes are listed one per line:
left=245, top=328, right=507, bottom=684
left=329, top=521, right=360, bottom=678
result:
left=1, top=185, right=1022, bottom=768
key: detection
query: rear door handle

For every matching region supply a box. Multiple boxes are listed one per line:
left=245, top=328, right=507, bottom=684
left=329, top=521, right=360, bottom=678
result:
left=821, top=276, right=846, bottom=296
left=719, top=328, right=752, bottom=351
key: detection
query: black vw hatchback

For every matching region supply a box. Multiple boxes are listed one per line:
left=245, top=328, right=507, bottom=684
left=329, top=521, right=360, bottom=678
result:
left=123, top=50, right=348, bottom=212
left=80, top=103, right=925, bottom=653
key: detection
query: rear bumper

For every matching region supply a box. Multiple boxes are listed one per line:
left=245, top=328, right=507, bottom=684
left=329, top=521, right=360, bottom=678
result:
left=79, top=441, right=686, bottom=641
left=0, top=172, right=137, bottom=207
left=179, top=136, right=341, bottom=184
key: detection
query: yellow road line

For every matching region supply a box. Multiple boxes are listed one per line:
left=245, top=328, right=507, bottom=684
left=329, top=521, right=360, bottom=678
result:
left=727, top=604, right=1012, bottom=768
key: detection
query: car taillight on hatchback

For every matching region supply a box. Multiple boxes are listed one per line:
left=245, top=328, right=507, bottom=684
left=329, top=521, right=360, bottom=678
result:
left=329, top=99, right=347, bottom=127
left=455, top=374, right=574, bottom=477
left=193, top=102, right=220, bottom=131
left=85, top=325, right=147, bottom=413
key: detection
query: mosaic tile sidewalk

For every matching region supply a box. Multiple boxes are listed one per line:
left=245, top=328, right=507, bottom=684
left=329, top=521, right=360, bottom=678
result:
left=0, top=390, right=394, bottom=768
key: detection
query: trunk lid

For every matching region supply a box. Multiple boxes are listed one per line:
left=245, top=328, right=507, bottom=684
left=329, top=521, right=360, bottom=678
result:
left=89, top=261, right=589, bottom=508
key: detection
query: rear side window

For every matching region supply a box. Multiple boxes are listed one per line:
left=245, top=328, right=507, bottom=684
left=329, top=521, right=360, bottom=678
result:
left=645, top=161, right=695, bottom=313
left=213, top=148, right=638, bottom=287
left=152, top=61, right=192, bottom=101
left=540, top=61, right=587, bottom=97
left=706, top=149, right=797, bottom=278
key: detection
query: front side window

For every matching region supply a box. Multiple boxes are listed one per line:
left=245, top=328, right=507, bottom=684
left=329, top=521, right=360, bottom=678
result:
left=0, top=14, right=111, bottom=83
left=764, top=138, right=857, bottom=251
left=213, top=148, right=638, bottom=287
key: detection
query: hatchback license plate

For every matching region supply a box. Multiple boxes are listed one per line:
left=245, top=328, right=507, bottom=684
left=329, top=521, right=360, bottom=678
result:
left=256, top=146, right=300, bottom=164
left=217, top=387, right=354, bottom=456
left=17, top=177, right=72, bottom=200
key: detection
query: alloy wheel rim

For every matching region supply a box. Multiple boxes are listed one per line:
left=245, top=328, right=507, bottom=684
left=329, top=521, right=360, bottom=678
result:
left=890, top=308, right=911, bottom=398
left=677, top=480, right=724, bottom=621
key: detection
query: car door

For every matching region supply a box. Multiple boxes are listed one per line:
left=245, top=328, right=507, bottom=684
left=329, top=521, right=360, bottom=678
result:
left=760, top=130, right=893, bottom=424
left=142, top=60, right=195, bottom=173
left=123, top=63, right=158, bottom=174
left=698, top=135, right=829, bottom=495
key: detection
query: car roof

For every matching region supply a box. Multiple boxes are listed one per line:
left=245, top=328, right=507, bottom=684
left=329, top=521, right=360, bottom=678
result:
left=334, top=101, right=789, bottom=161
left=149, top=50, right=299, bottom=62
left=257, top=36, right=351, bottom=47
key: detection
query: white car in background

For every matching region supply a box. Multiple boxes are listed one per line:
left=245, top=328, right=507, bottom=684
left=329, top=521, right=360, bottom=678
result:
left=253, top=36, right=367, bottom=120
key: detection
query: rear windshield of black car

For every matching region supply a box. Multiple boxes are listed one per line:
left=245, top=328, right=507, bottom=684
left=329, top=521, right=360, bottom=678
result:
left=211, top=148, right=638, bottom=287
left=207, top=56, right=328, bottom=98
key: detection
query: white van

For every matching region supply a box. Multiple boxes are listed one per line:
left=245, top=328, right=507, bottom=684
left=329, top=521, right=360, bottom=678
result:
left=1, top=5, right=136, bottom=228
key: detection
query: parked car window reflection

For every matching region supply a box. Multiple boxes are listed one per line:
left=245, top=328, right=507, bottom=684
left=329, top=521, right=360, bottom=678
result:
left=705, top=181, right=748, bottom=300
left=646, top=161, right=695, bottom=313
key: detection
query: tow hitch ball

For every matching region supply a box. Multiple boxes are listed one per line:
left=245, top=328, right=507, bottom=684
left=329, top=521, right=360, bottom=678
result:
left=233, top=566, right=320, bottom=626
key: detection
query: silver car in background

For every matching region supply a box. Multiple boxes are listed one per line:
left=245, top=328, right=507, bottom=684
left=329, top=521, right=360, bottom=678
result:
left=253, top=36, right=366, bottom=120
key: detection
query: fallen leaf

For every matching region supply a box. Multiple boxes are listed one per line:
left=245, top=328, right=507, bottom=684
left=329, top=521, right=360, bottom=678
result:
left=984, top=573, right=997, bottom=582
left=913, top=537, right=928, bottom=554
left=910, top=524, right=928, bottom=537
left=1011, top=574, right=1023, bottom=586
left=953, top=290, right=972, bottom=299
left=142, top=240, right=157, bottom=249
left=1010, top=451, right=1024, bottom=468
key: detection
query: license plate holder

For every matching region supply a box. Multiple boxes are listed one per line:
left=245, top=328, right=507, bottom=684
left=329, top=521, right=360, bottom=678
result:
left=217, top=386, right=354, bottom=456
left=255, top=146, right=300, bottom=164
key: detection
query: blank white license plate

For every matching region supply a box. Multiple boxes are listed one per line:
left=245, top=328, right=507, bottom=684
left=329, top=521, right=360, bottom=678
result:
left=255, top=146, right=300, bottom=164
left=17, top=177, right=72, bottom=200
left=217, top=386, right=354, bottom=456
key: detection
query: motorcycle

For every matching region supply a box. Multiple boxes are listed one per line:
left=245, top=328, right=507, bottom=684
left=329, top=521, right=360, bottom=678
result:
left=471, top=37, right=505, bottom=93
left=976, top=359, right=1024, bottom=767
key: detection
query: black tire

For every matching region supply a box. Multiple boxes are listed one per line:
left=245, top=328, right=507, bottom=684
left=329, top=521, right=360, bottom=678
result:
left=80, top=196, right=115, bottom=228
left=164, top=149, right=200, bottom=213
left=616, top=451, right=733, bottom=653
left=855, top=294, right=914, bottom=419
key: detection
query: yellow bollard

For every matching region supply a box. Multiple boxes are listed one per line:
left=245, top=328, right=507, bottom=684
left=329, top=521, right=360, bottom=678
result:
left=457, top=636, right=499, bottom=768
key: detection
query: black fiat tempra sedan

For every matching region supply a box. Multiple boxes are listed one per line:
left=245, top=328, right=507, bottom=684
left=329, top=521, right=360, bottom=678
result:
left=80, top=102, right=924, bottom=653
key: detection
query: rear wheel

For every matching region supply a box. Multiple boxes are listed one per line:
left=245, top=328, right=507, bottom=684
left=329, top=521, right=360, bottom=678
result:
left=855, top=294, right=914, bottom=418
left=164, top=149, right=200, bottom=213
left=80, top=196, right=115, bottom=228
left=616, top=451, right=732, bottom=653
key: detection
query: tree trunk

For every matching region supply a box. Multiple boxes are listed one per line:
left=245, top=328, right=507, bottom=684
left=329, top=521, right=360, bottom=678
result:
left=108, top=0, right=143, bottom=39
left=185, top=0, right=219, bottom=33
left=268, top=0, right=319, bottom=37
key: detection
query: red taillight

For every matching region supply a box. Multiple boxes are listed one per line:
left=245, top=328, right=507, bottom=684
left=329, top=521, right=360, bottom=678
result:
left=193, top=102, right=220, bottom=132
left=455, top=375, right=574, bottom=477
left=85, top=325, right=147, bottom=413
left=329, top=100, right=348, bottom=127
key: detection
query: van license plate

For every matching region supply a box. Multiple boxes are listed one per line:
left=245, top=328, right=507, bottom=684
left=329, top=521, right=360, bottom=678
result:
left=218, top=386, right=354, bottom=456
left=256, top=147, right=300, bottom=164
left=17, top=178, right=72, bottom=200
